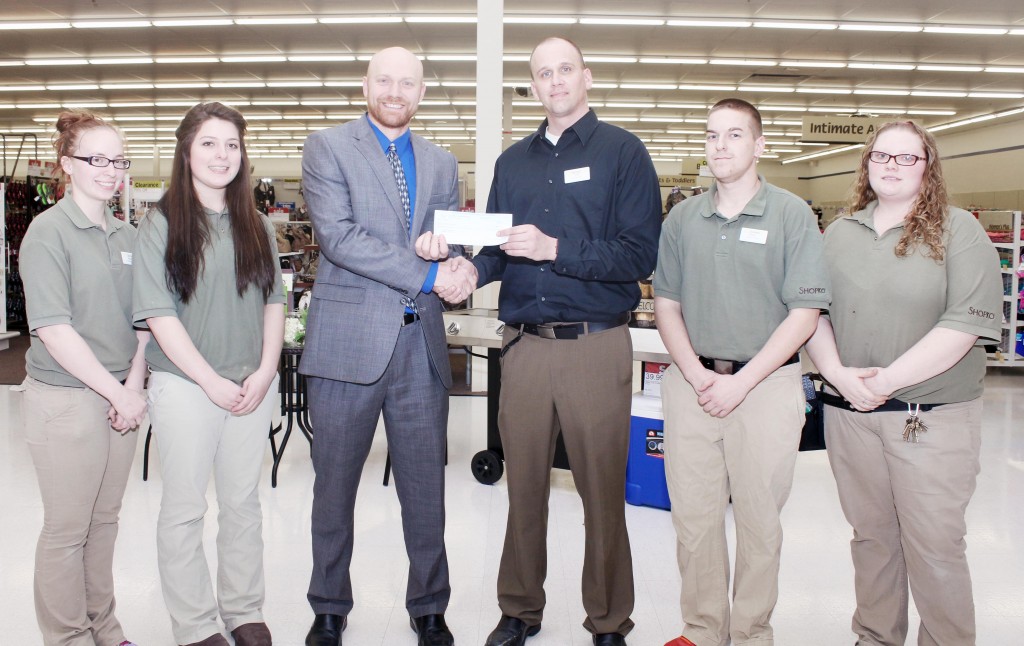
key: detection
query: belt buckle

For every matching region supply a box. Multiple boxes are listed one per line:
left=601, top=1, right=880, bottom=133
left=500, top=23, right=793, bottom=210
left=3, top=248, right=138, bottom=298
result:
left=712, top=359, right=734, bottom=375
left=537, top=325, right=557, bottom=340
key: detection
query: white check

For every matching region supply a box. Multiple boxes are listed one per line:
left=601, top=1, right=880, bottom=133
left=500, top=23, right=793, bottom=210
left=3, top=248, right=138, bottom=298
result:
left=433, top=210, right=513, bottom=246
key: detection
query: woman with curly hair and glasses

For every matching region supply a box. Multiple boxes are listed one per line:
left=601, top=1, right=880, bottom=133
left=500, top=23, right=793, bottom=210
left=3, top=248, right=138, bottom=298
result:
left=20, top=110, right=148, bottom=646
left=805, top=121, right=1002, bottom=646
left=132, top=102, right=283, bottom=646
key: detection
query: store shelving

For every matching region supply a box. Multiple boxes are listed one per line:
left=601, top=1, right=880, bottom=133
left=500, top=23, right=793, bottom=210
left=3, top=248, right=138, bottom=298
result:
left=987, top=210, right=1023, bottom=368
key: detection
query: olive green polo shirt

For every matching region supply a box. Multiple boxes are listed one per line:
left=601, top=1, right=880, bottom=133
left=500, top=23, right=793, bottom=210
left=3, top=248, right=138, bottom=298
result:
left=653, top=176, right=830, bottom=361
left=132, top=207, right=285, bottom=384
left=823, top=202, right=1002, bottom=404
left=21, top=196, right=138, bottom=387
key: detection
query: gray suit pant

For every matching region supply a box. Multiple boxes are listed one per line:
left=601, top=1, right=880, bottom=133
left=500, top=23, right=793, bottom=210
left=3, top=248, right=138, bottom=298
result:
left=306, top=321, right=451, bottom=618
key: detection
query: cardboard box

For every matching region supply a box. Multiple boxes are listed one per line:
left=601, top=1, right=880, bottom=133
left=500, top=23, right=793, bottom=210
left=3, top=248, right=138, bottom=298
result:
left=978, top=210, right=1015, bottom=233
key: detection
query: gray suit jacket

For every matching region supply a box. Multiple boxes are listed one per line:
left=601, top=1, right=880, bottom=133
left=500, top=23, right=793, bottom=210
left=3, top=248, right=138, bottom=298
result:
left=299, top=116, right=459, bottom=387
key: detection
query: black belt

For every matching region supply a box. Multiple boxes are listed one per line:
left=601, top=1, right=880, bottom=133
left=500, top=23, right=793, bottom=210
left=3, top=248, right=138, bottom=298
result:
left=402, top=311, right=420, bottom=326
left=818, top=390, right=945, bottom=413
left=512, top=312, right=630, bottom=340
left=698, top=353, right=799, bottom=375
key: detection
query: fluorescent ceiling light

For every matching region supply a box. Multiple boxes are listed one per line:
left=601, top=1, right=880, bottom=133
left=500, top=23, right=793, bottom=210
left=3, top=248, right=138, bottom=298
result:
left=236, top=18, right=317, bottom=25
left=710, top=59, right=777, bottom=67
left=852, top=89, right=911, bottom=96
left=503, top=55, right=531, bottom=62
left=46, top=84, right=100, bottom=91
left=753, top=21, right=837, bottom=30
left=324, top=81, right=364, bottom=87
left=580, top=18, right=665, bottom=26
left=770, top=120, right=803, bottom=126
left=89, top=57, right=154, bottom=65
left=591, top=83, right=619, bottom=89
left=426, top=55, right=477, bottom=61
left=968, top=92, right=1024, bottom=99
left=984, top=67, right=1024, bottom=74
left=301, top=100, right=349, bottom=106
left=606, top=102, right=657, bottom=108
left=848, top=62, right=915, bottom=71
left=781, top=144, right=863, bottom=164
left=72, top=20, right=151, bottom=29
left=639, top=57, right=707, bottom=65
left=906, top=109, right=956, bottom=115
left=739, top=85, right=795, bottom=93
left=588, top=56, right=639, bottom=63
left=779, top=60, right=846, bottom=68
left=101, top=83, right=155, bottom=90
left=155, top=57, right=220, bottom=64
left=318, top=17, right=403, bottom=24
left=154, top=83, right=210, bottom=89
left=439, top=81, right=476, bottom=87
left=266, top=81, right=324, bottom=88
left=796, top=88, right=852, bottom=94
left=62, top=101, right=108, bottom=108
left=0, top=61, right=24, bottom=67
left=153, top=19, right=233, bottom=27
left=838, top=23, right=922, bottom=32
left=678, top=84, right=737, bottom=91
left=667, top=19, right=752, bottom=28
left=504, top=17, right=576, bottom=24
left=0, top=21, right=71, bottom=30
left=26, top=59, right=88, bottom=66
left=0, top=85, right=46, bottom=92
left=404, top=17, right=477, bottom=23
left=620, top=83, right=678, bottom=90
left=288, top=55, right=356, bottom=62
left=923, top=26, right=1007, bottom=35
left=757, top=106, right=807, bottom=112
left=807, top=107, right=857, bottom=113
left=17, top=103, right=61, bottom=109
left=910, top=90, right=967, bottom=97
left=916, top=64, right=984, bottom=72
left=638, top=116, right=684, bottom=122
left=657, top=103, right=708, bottom=109
left=221, top=56, right=287, bottom=63
left=211, top=81, right=267, bottom=88
left=110, top=102, right=156, bottom=108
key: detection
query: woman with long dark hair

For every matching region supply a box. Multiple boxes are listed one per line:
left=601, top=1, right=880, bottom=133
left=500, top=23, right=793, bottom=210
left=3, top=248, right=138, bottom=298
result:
left=133, top=102, right=283, bottom=646
left=21, top=110, right=147, bottom=646
left=806, top=121, right=1002, bottom=645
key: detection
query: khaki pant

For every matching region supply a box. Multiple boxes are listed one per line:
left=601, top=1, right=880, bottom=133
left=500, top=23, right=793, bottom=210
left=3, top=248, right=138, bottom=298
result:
left=825, top=399, right=982, bottom=646
left=148, top=371, right=278, bottom=644
left=662, top=362, right=804, bottom=646
left=496, top=324, right=635, bottom=636
left=23, top=377, right=138, bottom=646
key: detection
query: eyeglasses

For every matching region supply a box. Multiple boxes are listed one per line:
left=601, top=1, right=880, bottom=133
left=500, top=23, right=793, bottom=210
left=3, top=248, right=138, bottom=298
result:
left=868, top=151, right=925, bottom=166
left=68, top=155, right=131, bottom=170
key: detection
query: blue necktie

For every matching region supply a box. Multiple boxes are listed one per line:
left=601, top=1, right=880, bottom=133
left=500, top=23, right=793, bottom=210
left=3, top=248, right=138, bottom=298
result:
left=387, top=143, right=411, bottom=233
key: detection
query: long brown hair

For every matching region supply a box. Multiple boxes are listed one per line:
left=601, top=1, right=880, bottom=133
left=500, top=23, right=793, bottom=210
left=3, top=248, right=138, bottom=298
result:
left=52, top=110, right=124, bottom=186
left=159, top=102, right=276, bottom=303
left=851, top=121, right=948, bottom=262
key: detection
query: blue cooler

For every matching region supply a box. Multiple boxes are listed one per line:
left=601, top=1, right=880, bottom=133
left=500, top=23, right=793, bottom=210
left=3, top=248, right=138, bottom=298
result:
left=626, top=393, right=670, bottom=510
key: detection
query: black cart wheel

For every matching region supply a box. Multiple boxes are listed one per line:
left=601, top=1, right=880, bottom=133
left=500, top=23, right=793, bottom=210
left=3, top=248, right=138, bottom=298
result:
left=471, top=450, right=504, bottom=485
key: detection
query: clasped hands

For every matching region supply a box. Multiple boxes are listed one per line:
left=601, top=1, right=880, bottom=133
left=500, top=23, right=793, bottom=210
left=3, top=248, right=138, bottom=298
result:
left=832, top=366, right=891, bottom=412
left=414, top=232, right=477, bottom=304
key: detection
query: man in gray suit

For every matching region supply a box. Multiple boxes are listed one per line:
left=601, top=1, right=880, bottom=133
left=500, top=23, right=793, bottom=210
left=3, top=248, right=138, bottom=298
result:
left=299, top=46, right=475, bottom=646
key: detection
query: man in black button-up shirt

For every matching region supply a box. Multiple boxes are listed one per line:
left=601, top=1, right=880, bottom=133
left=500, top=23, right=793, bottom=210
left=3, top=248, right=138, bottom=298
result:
left=475, top=37, right=661, bottom=646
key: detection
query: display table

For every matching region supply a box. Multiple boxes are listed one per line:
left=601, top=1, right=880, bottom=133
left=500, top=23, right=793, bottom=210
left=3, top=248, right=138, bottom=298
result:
left=271, top=344, right=313, bottom=487
left=442, top=309, right=671, bottom=484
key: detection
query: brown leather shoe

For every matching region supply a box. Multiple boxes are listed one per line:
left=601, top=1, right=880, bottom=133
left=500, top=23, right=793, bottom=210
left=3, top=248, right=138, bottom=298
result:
left=232, top=622, right=273, bottom=646
left=181, top=635, right=229, bottom=646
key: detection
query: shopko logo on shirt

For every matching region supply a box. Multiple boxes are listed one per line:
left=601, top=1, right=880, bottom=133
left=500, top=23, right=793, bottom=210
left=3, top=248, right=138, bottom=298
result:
left=798, top=286, right=827, bottom=294
left=968, top=307, right=996, bottom=320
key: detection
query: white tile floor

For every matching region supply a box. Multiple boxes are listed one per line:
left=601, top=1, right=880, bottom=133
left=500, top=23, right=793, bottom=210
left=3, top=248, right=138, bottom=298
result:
left=1, top=372, right=1023, bottom=646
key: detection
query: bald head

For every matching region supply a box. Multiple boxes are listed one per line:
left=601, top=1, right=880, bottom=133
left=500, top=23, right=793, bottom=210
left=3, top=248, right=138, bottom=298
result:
left=529, top=37, right=585, bottom=80
left=363, top=46, right=427, bottom=138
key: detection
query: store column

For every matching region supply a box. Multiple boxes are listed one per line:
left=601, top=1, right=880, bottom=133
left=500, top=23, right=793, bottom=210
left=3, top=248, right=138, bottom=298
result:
left=471, top=0, right=503, bottom=391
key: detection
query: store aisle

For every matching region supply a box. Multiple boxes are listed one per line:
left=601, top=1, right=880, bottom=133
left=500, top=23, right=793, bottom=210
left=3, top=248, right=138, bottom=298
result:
left=1, top=373, right=1022, bottom=645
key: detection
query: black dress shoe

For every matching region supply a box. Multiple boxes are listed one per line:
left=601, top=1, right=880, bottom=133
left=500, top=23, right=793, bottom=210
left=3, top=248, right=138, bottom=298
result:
left=484, top=615, right=541, bottom=646
left=593, top=633, right=626, bottom=646
left=409, top=613, right=454, bottom=646
left=305, top=614, right=346, bottom=646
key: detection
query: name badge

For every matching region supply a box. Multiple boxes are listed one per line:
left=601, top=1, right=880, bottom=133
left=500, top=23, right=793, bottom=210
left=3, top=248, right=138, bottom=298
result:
left=564, top=167, right=591, bottom=184
left=121, top=251, right=133, bottom=265
left=739, top=227, right=768, bottom=244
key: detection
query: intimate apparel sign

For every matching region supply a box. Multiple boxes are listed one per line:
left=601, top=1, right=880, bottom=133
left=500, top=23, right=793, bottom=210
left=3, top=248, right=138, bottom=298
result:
left=801, top=116, right=906, bottom=143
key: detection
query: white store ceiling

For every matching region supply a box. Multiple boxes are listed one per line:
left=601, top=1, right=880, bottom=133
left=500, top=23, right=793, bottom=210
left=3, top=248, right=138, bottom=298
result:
left=1, top=0, right=1023, bottom=169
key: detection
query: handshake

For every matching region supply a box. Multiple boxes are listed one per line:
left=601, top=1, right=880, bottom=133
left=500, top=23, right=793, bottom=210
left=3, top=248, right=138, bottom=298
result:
left=415, top=232, right=478, bottom=305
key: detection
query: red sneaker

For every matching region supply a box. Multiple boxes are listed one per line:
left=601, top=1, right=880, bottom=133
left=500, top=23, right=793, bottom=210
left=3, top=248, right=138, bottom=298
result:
left=664, top=637, right=697, bottom=646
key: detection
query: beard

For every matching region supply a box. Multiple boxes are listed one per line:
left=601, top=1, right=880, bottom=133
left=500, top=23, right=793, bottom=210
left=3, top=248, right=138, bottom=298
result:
left=367, top=97, right=416, bottom=130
